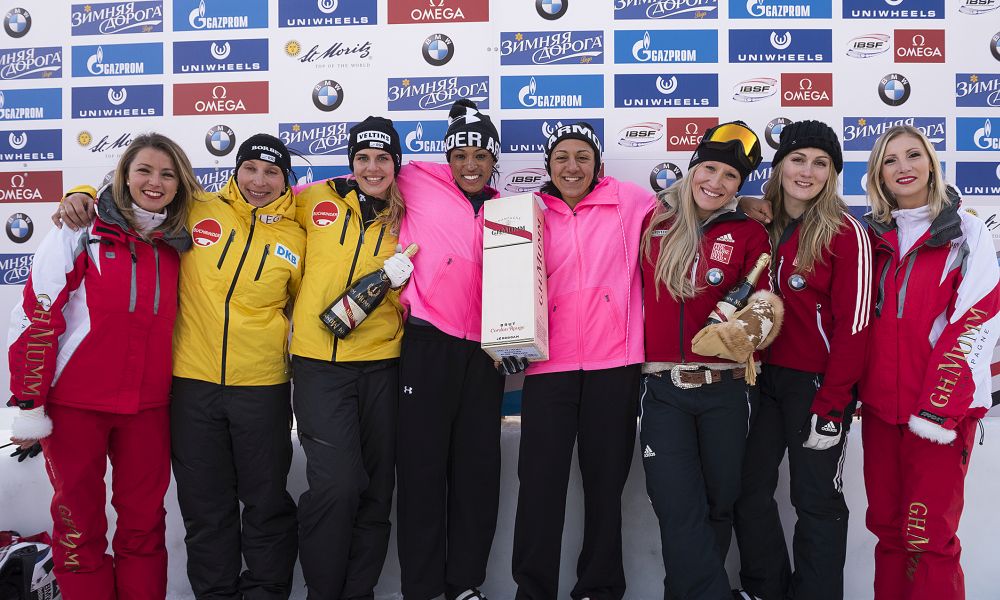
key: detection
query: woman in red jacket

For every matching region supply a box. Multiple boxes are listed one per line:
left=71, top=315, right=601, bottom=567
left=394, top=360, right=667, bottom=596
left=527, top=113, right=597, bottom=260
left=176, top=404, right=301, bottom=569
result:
left=732, top=120, right=872, bottom=600
left=639, top=122, right=781, bottom=600
left=7, top=133, right=197, bottom=600
left=860, top=125, right=999, bottom=600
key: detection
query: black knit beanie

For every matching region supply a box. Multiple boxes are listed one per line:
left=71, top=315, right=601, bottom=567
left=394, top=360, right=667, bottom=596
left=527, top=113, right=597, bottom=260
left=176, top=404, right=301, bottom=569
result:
left=689, top=120, right=762, bottom=188
left=543, top=122, right=603, bottom=180
left=444, top=99, right=500, bottom=161
left=771, top=119, right=843, bottom=173
left=348, top=116, right=402, bottom=175
left=235, top=133, right=292, bottom=180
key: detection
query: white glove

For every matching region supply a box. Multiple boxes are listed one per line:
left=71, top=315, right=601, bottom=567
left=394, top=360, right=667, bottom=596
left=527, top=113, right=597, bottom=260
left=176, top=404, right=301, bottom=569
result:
left=10, top=406, right=53, bottom=441
left=802, top=413, right=841, bottom=450
left=383, top=244, right=414, bottom=289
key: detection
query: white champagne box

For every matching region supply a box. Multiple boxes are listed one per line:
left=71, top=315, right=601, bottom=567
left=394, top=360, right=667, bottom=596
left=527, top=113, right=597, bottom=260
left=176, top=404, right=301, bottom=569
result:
left=481, top=193, right=549, bottom=361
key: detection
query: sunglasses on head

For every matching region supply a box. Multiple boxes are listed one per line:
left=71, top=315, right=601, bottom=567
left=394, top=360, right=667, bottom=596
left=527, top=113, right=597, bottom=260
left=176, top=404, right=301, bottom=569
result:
left=702, top=122, right=763, bottom=171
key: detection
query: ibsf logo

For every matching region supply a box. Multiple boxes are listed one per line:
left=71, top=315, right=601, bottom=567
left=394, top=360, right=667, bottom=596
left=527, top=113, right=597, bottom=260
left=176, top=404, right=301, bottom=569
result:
left=0, top=129, right=61, bottom=161
left=206, top=125, right=236, bottom=156
left=174, top=82, right=268, bottom=115
left=279, top=0, right=375, bottom=28
left=956, top=161, right=1000, bottom=196
left=172, top=39, right=268, bottom=74
left=649, top=162, right=684, bottom=192
left=73, top=43, right=163, bottom=77
left=614, top=0, right=719, bottom=20
left=959, top=0, right=999, bottom=14
left=388, top=0, right=489, bottom=24
left=504, top=167, right=548, bottom=193
left=729, top=29, right=832, bottom=63
left=387, top=76, right=489, bottom=111
left=500, top=31, right=604, bottom=66
left=0, top=88, right=61, bottom=121
left=616, top=29, right=718, bottom=64
left=780, top=73, right=832, bottom=106
left=4, top=8, right=30, bottom=38
left=894, top=29, right=944, bottom=63
left=733, top=77, right=778, bottom=102
left=847, top=33, right=890, bottom=58
left=956, top=73, right=1000, bottom=107
left=536, top=0, right=568, bottom=20
left=614, top=73, right=718, bottom=107
left=765, top=117, right=792, bottom=149
left=71, top=1, right=164, bottom=35
left=72, top=84, right=163, bottom=118
left=618, top=122, right=664, bottom=148
left=192, top=218, right=223, bottom=246
left=957, top=118, right=1000, bottom=151
left=730, top=0, right=831, bottom=19
left=503, top=75, right=603, bottom=109
left=842, top=117, right=945, bottom=151
left=0, top=47, right=62, bottom=80
left=666, top=118, right=718, bottom=151
left=312, top=79, right=344, bottom=111
left=878, top=73, right=910, bottom=106
left=842, top=0, right=943, bottom=19
left=398, top=121, right=449, bottom=154
left=279, top=122, right=352, bottom=156
left=422, top=34, right=454, bottom=66
left=0, top=254, right=33, bottom=285
left=0, top=171, right=62, bottom=203
left=311, top=200, right=340, bottom=227
left=176, top=0, right=266, bottom=31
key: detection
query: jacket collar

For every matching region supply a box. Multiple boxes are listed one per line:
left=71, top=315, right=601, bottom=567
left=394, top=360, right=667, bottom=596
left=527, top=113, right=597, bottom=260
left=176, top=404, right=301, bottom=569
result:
left=540, top=177, right=617, bottom=214
left=409, top=160, right=499, bottom=200
left=96, top=186, right=192, bottom=252
left=222, top=177, right=297, bottom=222
left=863, top=185, right=963, bottom=249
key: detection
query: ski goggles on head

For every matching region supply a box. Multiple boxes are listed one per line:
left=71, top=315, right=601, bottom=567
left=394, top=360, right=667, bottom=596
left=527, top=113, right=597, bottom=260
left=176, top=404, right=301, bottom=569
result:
left=700, top=122, right=763, bottom=172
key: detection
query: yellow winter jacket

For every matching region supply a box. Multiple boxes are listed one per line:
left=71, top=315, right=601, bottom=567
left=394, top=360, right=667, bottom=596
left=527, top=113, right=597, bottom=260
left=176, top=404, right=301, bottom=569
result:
left=291, top=178, right=404, bottom=362
left=68, top=179, right=306, bottom=385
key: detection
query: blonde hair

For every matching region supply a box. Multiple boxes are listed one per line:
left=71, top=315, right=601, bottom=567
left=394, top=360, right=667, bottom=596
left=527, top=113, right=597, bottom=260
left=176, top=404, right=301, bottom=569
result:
left=375, top=180, right=406, bottom=236
left=641, top=163, right=711, bottom=300
left=112, top=133, right=200, bottom=238
left=866, top=125, right=949, bottom=225
left=765, top=157, right=847, bottom=274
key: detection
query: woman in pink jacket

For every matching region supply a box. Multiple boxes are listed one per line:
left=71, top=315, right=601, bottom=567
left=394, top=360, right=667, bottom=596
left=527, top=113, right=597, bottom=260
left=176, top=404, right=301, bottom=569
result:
left=511, top=122, right=654, bottom=600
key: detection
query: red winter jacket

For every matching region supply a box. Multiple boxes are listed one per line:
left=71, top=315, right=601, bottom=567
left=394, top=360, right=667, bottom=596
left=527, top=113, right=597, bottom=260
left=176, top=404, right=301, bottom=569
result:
left=8, top=190, right=190, bottom=414
left=643, top=201, right=772, bottom=365
left=765, top=214, right=873, bottom=422
left=859, top=193, right=1000, bottom=431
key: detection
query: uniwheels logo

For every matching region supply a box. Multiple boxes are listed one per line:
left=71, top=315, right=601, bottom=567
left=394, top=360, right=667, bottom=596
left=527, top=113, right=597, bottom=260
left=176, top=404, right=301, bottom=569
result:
left=894, top=29, right=944, bottom=63
left=780, top=73, right=832, bottom=106
left=191, top=218, right=223, bottom=247
left=388, top=0, right=488, bottom=23
left=666, top=118, right=718, bottom=151
left=312, top=200, right=340, bottom=227
left=173, top=81, right=268, bottom=115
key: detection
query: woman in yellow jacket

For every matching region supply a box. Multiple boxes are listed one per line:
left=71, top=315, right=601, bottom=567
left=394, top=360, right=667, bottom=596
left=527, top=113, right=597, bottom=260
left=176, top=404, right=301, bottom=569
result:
left=290, top=117, right=413, bottom=600
left=58, top=134, right=306, bottom=600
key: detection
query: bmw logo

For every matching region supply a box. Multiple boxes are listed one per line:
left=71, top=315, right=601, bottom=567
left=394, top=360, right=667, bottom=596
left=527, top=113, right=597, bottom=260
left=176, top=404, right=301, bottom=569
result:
left=312, top=79, right=344, bottom=112
left=765, top=117, right=792, bottom=150
left=4, top=8, right=30, bottom=38
left=422, top=33, right=454, bottom=67
left=788, top=273, right=807, bottom=291
left=6, top=212, right=33, bottom=243
left=536, top=0, right=567, bottom=20
left=649, top=162, right=684, bottom=193
left=991, top=31, right=1000, bottom=62
left=706, top=268, right=724, bottom=286
left=878, top=73, right=910, bottom=107
left=205, top=125, right=236, bottom=157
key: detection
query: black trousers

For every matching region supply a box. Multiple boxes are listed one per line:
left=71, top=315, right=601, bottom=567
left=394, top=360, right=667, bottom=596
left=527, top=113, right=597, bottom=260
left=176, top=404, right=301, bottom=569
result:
left=395, top=323, right=505, bottom=600
left=292, top=355, right=398, bottom=600
left=733, top=365, right=853, bottom=600
left=170, top=377, right=298, bottom=600
left=639, top=371, right=756, bottom=600
left=512, top=365, right=641, bottom=600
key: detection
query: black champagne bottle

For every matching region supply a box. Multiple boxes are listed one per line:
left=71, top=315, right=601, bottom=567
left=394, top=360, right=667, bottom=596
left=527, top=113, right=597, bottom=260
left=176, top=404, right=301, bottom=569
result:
left=704, top=252, right=770, bottom=326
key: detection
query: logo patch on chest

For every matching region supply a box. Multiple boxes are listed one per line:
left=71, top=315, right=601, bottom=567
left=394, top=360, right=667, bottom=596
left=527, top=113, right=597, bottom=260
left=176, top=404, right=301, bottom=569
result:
left=312, top=201, right=339, bottom=227
left=710, top=242, right=733, bottom=265
left=191, top=218, right=223, bottom=247
left=259, top=213, right=282, bottom=224
left=275, top=243, right=299, bottom=268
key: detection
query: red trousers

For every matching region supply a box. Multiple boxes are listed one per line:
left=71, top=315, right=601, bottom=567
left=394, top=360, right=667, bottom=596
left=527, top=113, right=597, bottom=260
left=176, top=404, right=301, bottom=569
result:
left=40, top=404, right=171, bottom=600
left=862, top=414, right=977, bottom=600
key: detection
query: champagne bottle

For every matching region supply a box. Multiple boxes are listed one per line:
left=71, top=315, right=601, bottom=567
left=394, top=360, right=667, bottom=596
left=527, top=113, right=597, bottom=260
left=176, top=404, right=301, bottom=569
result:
left=704, top=252, right=770, bottom=326
left=320, top=244, right=418, bottom=339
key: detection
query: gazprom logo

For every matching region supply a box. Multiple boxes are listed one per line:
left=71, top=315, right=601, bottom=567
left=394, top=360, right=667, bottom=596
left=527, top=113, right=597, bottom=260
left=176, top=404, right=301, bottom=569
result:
left=387, top=76, right=489, bottom=111
left=956, top=73, right=1000, bottom=108
left=500, top=118, right=605, bottom=153
left=71, top=1, right=164, bottom=35
left=730, top=29, right=832, bottom=62
left=397, top=120, right=448, bottom=154
left=731, top=0, right=831, bottom=18
left=615, top=30, right=718, bottom=63
left=279, top=0, right=375, bottom=27
left=957, top=118, right=1000, bottom=151
left=72, top=43, right=163, bottom=77
left=499, top=31, right=604, bottom=66
left=278, top=121, right=354, bottom=156
left=843, top=0, right=942, bottom=19
left=0, top=47, right=62, bottom=80
left=614, top=73, right=718, bottom=107
left=0, top=88, right=62, bottom=121
left=842, top=116, right=945, bottom=151
left=173, top=39, right=268, bottom=73
left=500, top=75, right=604, bottom=109
left=614, top=0, right=719, bottom=20
left=174, top=0, right=266, bottom=31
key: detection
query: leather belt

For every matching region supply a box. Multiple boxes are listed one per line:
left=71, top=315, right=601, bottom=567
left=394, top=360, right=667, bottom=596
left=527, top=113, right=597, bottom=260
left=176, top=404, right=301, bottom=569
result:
left=651, top=365, right=746, bottom=389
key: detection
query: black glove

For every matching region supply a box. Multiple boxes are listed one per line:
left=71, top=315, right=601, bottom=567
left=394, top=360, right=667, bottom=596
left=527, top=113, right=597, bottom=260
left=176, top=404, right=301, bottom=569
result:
left=497, top=356, right=530, bottom=376
left=9, top=442, right=42, bottom=462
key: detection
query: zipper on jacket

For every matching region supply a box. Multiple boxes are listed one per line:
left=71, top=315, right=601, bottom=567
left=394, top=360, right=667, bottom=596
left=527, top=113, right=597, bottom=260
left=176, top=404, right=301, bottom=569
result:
left=217, top=230, right=236, bottom=269
left=572, top=210, right=585, bottom=366
left=373, top=224, right=386, bottom=256
left=776, top=255, right=785, bottom=293
left=875, top=260, right=891, bottom=317
left=128, top=240, right=137, bottom=313
left=339, top=208, right=353, bottom=245
left=220, top=209, right=259, bottom=385
left=460, top=210, right=480, bottom=339
left=153, top=245, right=161, bottom=315
left=896, top=253, right=918, bottom=319
left=333, top=210, right=364, bottom=361
left=815, top=303, right=831, bottom=352
left=254, top=244, right=270, bottom=281
left=690, top=253, right=700, bottom=288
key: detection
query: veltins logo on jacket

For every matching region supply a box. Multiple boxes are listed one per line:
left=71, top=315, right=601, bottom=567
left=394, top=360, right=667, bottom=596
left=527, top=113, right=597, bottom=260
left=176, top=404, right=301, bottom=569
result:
left=71, top=1, right=164, bottom=35
left=72, top=85, right=163, bottom=119
left=501, top=119, right=605, bottom=154
left=396, top=121, right=449, bottom=154
left=174, top=82, right=269, bottom=115
left=614, top=73, right=719, bottom=108
left=0, top=130, right=61, bottom=162
left=278, top=122, right=353, bottom=156
left=500, top=75, right=603, bottom=109
left=956, top=118, right=1000, bottom=151
left=0, top=89, right=62, bottom=122
left=500, top=31, right=604, bottom=66
left=174, top=0, right=267, bottom=31
left=614, top=0, right=719, bottom=20
left=729, top=29, right=832, bottom=63
left=0, top=171, right=63, bottom=203
left=956, top=73, right=1000, bottom=107
left=279, top=0, right=375, bottom=27
left=729, top=0, right=831, bottom=19
left=956, top=162, right=1000, bottom=196
left=71, top=43, right=164, bottom=77
left=387, top=76, right=489, bottom=111
left=615, top=30, right=718, bottom=63
left=843, top=117, right=945, bottom=151
left=842, top=0, right=943, bottom=19
left=173, top=39, right=268, bottom=73
left=388, top=0, right=488, bottom=24
left=0, top=47, right=62, bottom=80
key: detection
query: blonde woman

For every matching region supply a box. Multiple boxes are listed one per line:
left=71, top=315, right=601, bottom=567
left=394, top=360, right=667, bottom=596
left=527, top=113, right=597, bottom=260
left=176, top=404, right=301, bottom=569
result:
left=639, top=122, right=782, bottom=599
left=859, top=125, right=999, bottom=600
left=732, top=121, right=872, bottom=600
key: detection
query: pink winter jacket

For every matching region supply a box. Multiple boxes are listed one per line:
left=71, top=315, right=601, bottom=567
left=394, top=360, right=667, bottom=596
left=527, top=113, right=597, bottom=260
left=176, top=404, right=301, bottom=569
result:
left=397, top=161, right=499, bottom=342
left=527, top=177, right=655, bottom=375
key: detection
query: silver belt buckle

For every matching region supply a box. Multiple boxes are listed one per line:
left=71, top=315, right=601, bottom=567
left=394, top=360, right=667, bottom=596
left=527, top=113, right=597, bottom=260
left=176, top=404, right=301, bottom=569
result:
left=670, top=364, right=709, bottom=389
